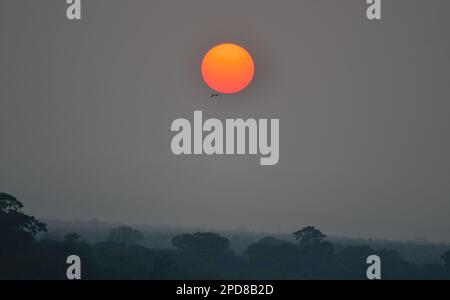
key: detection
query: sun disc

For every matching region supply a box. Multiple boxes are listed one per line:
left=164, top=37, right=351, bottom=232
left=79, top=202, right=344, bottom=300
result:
left=201, top=43, right=255, bottom=94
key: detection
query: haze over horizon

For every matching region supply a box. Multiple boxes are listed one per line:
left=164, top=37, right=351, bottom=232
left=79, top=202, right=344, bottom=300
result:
left=2, top=0, right=450, bottom=243
left=41, top=217, right=450, bottom=245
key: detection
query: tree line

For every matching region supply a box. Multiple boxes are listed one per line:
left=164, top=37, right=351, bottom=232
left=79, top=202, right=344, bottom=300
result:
left=1, top=193, right=449, bottom=280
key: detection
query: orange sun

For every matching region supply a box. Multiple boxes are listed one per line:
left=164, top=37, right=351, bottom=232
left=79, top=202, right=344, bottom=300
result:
left=201, top=43, right=255, bottom=94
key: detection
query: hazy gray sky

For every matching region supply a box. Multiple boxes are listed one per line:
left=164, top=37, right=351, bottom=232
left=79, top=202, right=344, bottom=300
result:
left=1, top=0, right=450, bottom=242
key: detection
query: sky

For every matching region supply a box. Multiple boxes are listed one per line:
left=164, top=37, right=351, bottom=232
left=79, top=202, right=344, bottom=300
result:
left=1, top=0, right=450, bottom=242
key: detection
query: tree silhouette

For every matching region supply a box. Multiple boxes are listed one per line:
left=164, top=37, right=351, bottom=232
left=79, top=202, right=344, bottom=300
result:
left=292, top=226, right=326, bottom=247
left=0, top=193, right=47, bottom=279
left=107, top=226, right=144, bottom=245
left=171, top=232, right=234, bottom=279
left=0, top=193, right=46, bottom=248
left=64, top=232, right=81, bottom=244
left=244, top=236, right=301, bottom=279
left=172, top=232, right=230, bottom=256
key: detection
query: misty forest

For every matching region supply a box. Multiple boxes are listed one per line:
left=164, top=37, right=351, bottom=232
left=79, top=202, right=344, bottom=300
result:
left=1, top=193, right=449, bottom=280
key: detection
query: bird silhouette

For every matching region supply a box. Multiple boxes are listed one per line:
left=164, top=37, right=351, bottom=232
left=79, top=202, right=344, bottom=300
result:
left=210, top=93, right=221, bottom=98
